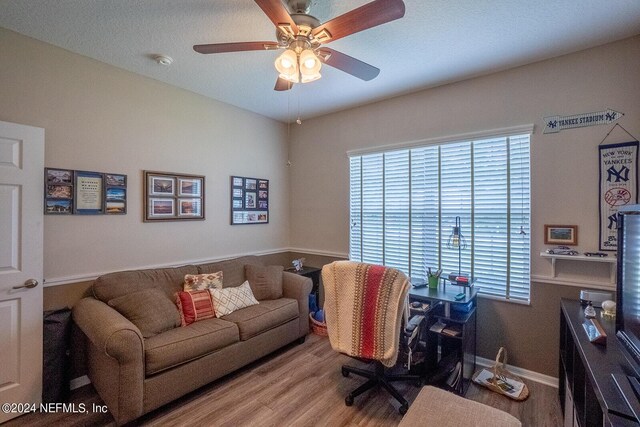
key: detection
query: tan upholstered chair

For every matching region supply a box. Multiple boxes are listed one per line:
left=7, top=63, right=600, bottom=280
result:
left=322, top=261, right=423, bottom=414
left=398, top=386, right=522, bottom=426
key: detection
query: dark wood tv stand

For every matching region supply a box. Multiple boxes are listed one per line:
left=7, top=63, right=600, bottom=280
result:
left=559, top=299, right=639, bottom=426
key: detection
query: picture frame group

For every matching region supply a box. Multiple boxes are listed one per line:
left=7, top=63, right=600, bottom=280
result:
left=144, top=171, right=205, bottom=222
left=45, top=168, right=127, bottom=215
left=230, top=175, right=269, bottom=225
left=544, top=224, right=578, bottom=246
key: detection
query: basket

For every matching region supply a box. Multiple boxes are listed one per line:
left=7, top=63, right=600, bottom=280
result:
left=309, top=312, right=328, bottom=336
left=472, top=347, right=529, bottom=401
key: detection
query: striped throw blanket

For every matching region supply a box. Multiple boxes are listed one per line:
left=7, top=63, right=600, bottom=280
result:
left=322, top=261, right=409, bottom=367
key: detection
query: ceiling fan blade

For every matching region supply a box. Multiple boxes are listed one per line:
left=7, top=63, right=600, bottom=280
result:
left=312, top=0, right=405, bottom=43
left=193, top=41, right=279, bottom=54
left=254, top=0, right=299, bottom=35
left=318, top=48, right=380, bottom=81
left=274, top=77, right=293, bottom=91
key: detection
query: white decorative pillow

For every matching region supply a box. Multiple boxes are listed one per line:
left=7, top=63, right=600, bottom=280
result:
left=209, top=281, right=259, bottom=317
left=184, top=271, right=223, bottom=292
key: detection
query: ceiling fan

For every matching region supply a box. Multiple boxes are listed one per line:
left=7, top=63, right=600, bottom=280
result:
left=193, top=0, right=406, bottom=91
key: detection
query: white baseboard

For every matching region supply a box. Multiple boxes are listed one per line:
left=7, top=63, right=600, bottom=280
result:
left=69, top=375, right=91, bottom=390
left=476, top=355, right=559, bottom=388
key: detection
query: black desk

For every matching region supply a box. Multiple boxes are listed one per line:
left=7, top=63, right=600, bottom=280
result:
left=409, top=282, right=478, bottom=396
left=285, top=266, right=321, bottom=296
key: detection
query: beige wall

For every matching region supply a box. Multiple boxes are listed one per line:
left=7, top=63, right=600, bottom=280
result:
left=0, top=28, right=289, bottom=287
left=288, top=36, right=640, bottom=376
left=4, top=25, right=640, bottom=379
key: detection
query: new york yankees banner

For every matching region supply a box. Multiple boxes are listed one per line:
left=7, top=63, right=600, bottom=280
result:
left=599, top=141, right=639, bottom=251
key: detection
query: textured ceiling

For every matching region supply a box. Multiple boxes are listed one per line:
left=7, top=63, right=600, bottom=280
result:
left=1, top=0, right=640, bottom=122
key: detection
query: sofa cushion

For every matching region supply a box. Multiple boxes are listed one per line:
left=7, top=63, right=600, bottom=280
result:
left=176, top=290, right=216, bottom=326
left=183, top=272, right=223, bottom=292
left=94, top=264, right=199, bottom=302
left=197, top=255, right=263, bottom=287
left=245, top=265, right=284, bottom=300
left=144, top=318, right=239, bottom=376
left=210, top=281, right=259, bottom=317
left=222, top=298, right=299, bottom=341
left=108, top=289, right=180, bottom=338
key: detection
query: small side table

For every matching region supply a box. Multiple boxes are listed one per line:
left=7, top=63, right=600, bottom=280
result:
left=285, top=266, right=321, bottom=297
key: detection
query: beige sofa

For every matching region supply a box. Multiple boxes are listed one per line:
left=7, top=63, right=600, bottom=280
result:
left=73, top=255, right=312, bottom=425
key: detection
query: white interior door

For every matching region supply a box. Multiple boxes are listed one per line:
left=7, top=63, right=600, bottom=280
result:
left=0, top=120, right=44, bottom=423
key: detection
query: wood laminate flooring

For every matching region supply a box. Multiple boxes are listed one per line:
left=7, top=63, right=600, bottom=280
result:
left=7, top=333, right=562, bottom=426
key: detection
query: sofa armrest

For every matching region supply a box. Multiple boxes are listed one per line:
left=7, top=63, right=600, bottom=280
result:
left=72, top=297, right=145, bottom=424
left=282, top=272, right=312, bottom=337
left=73, top=297, right=144, bottom=362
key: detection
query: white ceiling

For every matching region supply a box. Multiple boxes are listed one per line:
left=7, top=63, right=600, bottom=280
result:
left=1, top=0, right=640, bottom=123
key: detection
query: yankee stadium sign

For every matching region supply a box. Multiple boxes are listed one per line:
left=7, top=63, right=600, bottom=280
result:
left=543, top=109, right=623, bottom=134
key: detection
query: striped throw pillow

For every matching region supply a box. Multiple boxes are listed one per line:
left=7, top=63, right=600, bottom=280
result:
left=175, top=290, right=216, bottom=326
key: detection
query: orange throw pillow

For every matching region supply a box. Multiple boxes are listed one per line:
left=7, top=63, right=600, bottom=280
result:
left=175, top=290, right=216, bottom=326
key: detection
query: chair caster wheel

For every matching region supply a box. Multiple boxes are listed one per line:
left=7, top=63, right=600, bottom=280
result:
left=345, top=395, right=354, bottom=406
left=399, top=403, right=408, bottom=415
left=342, top=367, right=350, bottom=377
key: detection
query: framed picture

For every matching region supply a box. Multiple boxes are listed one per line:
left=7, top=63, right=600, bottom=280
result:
left=45, top=168, right=74, bottom=214
left=544, top=225, right=578, bottom=246
left=178, top=198, right=202, bottom=217
left=149, top=198, right=175, bottom=217
left=144, top=171, right=205, bottom=221
left=45, top=199, right=72, bottom=215
left=45, top=168, right=126, bottom=215
left=74, top=170, right=104, bottom=214
left=105, top=173, right=126, bottom=187
left=106, top=200, right=126, bottom=214
left=245, top=179, right=257, bottom=190
left=179, top=178, right=202, bottom=197
left=149, top=176, right=175, bottom=196
left=47, top=185, right=72, bottom=199
left=104, top=173, right=127, bottom=215
left=230, top=175, right=269, bottom=225
left=46, top=168, right=73, bottom=185
left=245, top=192, right=256, bottom=208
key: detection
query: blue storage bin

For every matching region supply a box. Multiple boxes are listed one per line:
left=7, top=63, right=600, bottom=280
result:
left=452, top=300, right=474, bottom=313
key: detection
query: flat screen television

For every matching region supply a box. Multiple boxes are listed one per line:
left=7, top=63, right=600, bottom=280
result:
left=615, top=204, right=640, bottom=419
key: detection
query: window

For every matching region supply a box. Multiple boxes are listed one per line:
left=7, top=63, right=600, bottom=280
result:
left=349, top=132, right=530, bottom=302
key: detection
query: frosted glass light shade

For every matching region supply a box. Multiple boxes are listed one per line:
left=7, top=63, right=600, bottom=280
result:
left=299, top=49, right=321, bottom=83
left=275, top=49, right=299, bottom=83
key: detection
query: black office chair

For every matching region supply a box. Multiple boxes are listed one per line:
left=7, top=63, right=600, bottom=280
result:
left=322, top=261, right=426, bottom=414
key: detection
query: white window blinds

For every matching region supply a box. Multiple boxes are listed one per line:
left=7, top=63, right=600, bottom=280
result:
left=349, top=133, right=531, bottom=302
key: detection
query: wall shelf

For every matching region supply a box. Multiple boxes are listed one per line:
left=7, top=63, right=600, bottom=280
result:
left=539, top=252, right=617, bottom=286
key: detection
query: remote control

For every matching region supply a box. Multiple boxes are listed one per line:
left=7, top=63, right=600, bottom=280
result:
left=454, top=293, right=465, bottom=301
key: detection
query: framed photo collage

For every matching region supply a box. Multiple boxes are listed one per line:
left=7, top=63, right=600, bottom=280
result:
left=230, top=176, right=269, bottom=225
left=144, top=171, right=205, bottom=221
left=45, top=168, right=127, bottom=215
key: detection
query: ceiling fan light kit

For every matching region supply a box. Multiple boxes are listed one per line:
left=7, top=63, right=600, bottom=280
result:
left=276, top=45, right=322, bottom=83
left=193, top=0, right=406, bottom=91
